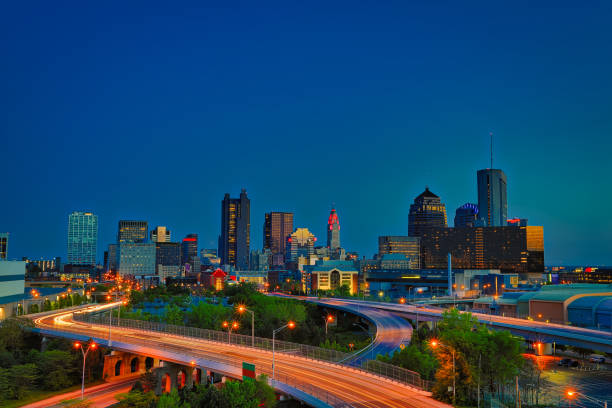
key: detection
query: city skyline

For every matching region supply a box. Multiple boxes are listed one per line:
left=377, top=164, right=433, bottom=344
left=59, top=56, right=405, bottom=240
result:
left=1, top=3, right=611, bottom=265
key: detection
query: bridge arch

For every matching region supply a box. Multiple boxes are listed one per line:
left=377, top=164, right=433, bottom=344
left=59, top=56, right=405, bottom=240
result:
left=161, top=373, right=171, bottom=393
left=130, top=357, right=139, bottom=373
left=145, top=357, right=154, bottom=371
left=114, top=360, right=122, bottom=376
left=177, top=369, right=186, bottom=389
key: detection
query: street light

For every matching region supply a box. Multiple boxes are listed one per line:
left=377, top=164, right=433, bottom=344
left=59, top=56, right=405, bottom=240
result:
left=430, top=339, right=456, bottom=406
left=272, top=321, right=296, bottom=380
left=565, top=389, right=607, bottom=408
left=222, top=321, right=239, bottom=344
left=236, top=304, right=255, bottom=347
left=74, top=340, right=97, bottom=400
left=324, top=314, right=334, bottom=337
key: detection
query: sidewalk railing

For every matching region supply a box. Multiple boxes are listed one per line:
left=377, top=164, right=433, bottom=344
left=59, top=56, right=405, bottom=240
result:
left=362, top=359, right=433, bottom=391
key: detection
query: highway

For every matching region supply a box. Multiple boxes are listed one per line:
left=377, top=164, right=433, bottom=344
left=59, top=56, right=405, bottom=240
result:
left=29, top=304, right=450, bottom=408
left=20, top=377, right=137, bottom=408
left=303, top=297, right=612, bottom=353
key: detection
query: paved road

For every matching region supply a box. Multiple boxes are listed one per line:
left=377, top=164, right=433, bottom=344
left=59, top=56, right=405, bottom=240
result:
left=30, top=305, right=449, bottom=408
left=308, top=297, right=612, bottom=353
left=276, top=295, right=413, bottom=365
left=20, top=377, right=137, bottom=408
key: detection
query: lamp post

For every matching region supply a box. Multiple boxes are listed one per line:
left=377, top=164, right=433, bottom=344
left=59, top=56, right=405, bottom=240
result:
left=324, top=314, right=334, bottom=337
left=430, top=340, right=456, bottom=406
left=272, top=321, right=296, bottom=380
left=408, top=287, right=413, bottom=303
left=222, top=321, right=239, bottom=344
left=74, top=340, right=97, bottom=400
left=237, top=305, right=255, bottom=347
left=566, top=389, right=607, bottom=408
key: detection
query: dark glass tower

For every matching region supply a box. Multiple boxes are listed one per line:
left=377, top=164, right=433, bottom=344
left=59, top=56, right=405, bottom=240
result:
left=477, top=169, right=508, bottom=227
left=220, top=189, right=250, bottom=269
left=181, top=234, right=198, bottom=266
left=263, top=212, right=293, bottom=266
left=454, top=203, right=479, bottom=227
left=117, top=220, right=148, bottom=243
left=408, top=188, right=447, bottom=237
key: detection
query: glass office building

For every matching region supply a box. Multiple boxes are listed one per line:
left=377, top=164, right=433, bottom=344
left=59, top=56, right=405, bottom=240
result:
left=0, top=232, right=8, bottom=260
left=118, top=220, right=148, bottom=243
left=219, top=189, right=250, bottom=269
left=454, top=203, right=479, bottom=227
left=408, top=188, right=447, bottom=237
left=264, top=212, right=293, bottom=266
left=378, top=236, right=420, bottom=268
left=477, top=169, right=508, bottom=227
left=118, top=242, right=156, bottom=276
left=67, top=212, right=98, bottom=265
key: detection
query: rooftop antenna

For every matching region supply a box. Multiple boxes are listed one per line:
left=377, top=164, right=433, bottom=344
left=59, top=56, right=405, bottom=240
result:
left=490, top=132, right=493, bottom=169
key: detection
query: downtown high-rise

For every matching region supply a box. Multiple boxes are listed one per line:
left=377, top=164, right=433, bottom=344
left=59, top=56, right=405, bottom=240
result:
left=0, top=232, right=8, bottom=260
left=263, top=212, right=293, bottom=266
left=477, top=169, right=508, bottom=227
left=67, top=211, right=98, bottom=265
left=118, top=220, right=148, bottom=243
left=219, top=189, right=250, bottom=269
left=327, top=208, right=340, bottom=251
left=408, top=188, right=447, bottom=237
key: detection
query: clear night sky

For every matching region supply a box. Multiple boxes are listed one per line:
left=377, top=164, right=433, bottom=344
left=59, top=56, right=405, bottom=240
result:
left=1, top=2, right=611, bottom=265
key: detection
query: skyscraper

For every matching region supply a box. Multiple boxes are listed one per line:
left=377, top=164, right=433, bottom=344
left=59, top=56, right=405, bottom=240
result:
left=408, top=188, right=447, bottom=237
left=219, top=189, right=250, bottom=269
left=67, top=211, right=98, bottom=265
left=327, top=208, right=340, bottom=251
left=477, top=169, right=508, bottom=227
left=263, top=212, right=293, bottom=266
left=286, top=228, right=316, bottom=262
left=118, top=220, right=148, bottom=243
left=454, top=203, right=479, bottom=227
left=378, top=236, right=420, bottom=268
left=0, top=232, right=8, bottom=260
left=182, top=234, right=198, bottom=267
left=150, top=226, right=171, bottom=242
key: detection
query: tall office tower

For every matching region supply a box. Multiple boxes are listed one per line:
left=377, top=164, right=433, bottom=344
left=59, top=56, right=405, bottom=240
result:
left=150, top=226, right=171, bottom=242
left=182, top=234, right=198, bottom=266
left=378, top=236, right=420, bottom=268
left=219, top=189, right=250, bottom=269
left=286, top=228, right=316, bottom=262
left=117, top=242, right=156, bottom=276
left=107, top=244, right=118, bottom=271
left=67, top=211, right=98, bottom=265
left=454, top=203, right=479, bottom=227
left=263, top=212, right=293, bottom=266
left=156, top=242, right=181, bottom=276
left=0, top=232, right=8, bottom=260
left=408, top=188, right=447, bottom=237
left=477, top=169, right=508, bottom=227
left=327, top=208, right=341, bottom=251
left=117, top=220, right=148, bottom=243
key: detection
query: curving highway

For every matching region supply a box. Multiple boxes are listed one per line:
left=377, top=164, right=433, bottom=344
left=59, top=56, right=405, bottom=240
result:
left=29, top=304, right=449, bottom=408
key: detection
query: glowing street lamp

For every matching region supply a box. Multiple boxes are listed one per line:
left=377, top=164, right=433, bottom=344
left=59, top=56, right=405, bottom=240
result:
left=324, top=314, right=334, bottom=336
left=74, top=340, right=97, bottom=400
left=222, top=321, right=239, bottom=344
left=399, top=297, right=406, bottom=304
left=236, top=304, right=255, bottom=347
left=430, top=339, right=456, bottom=405
left=272, top=321, right=296, bottom=380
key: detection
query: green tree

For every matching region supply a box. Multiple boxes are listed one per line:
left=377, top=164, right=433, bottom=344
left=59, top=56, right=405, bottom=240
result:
left=163, top=304, right=185, bottom=325
left=158, top=389, right=190, bottom=408
left=0, top=363, right=38, bottom=399
left=34, top=349, right=79, bottom=390
left=221, top=380, right=258, bottom=408
left=116, top=391, right=158, bottom=408
left=378, top=343, right=437, bottom=380
left=185, top=384, right=230, bottom=408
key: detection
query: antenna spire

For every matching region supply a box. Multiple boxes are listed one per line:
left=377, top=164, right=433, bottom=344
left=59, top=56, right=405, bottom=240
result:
left=490, top=132, right=493, bottom=169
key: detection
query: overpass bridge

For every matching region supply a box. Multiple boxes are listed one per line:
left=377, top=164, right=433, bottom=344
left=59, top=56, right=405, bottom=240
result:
left=28, top=304, right=448, bottom=408
left=306, top=297, right=612, bottom=354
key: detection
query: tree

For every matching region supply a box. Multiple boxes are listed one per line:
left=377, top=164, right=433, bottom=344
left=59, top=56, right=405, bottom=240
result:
left=378, top=343, right=437, bottom=380
left=116, top=391, right=158, bottom=408
left=0, top=363, right=38, bottom=399
left=163, top=304, right=185, bottom=325
left=158, top=389, right=190, bottom=408
left=254, top=374, right=276, bottom=408
left=34, top=349, right=79, bottom=390
left=185, top=384, right=230, bottom=408
left=0, top=318, right=32, bottom=352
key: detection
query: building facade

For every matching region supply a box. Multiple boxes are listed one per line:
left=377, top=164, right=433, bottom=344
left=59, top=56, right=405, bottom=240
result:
left=286, top=228, right=316, bottom=262
left=0, top=261, right=26, bottom=319
left=378, top=236, right=420, bottom=268
left=150, top=226, right=171, bottom=242
left=156, top=242, right=181, bottom=273
left=327, top=208, right=340, bottom=251
left=408, top=188, right=447, bottom=237
left=118, top=220, right=148, bottom=243
left=219, top=189, right=250, bottom=269
left=477, top=169, right=508, bottom=227
left=263, top=212, right=293, bottom=266
left=181, top=234, right=198, bottom=266
left=0, top=232, right=8, bottom=260
left=118, top=243, right=156, bottom=276
left=420, top=226, right=544, bottom=274
left=454, top=203, right=479, bottom=228
left=67, top=211, right=98, bottom=265
left=250, top=249, right=271, bottom=271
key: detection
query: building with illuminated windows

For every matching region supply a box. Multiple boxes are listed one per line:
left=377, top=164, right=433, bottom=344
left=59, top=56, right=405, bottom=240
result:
left=156, top=242, right=181, bottom=275
left=181, top=234, right=198, bottom=267
left=477, top=169, right=508, bottom=227
left=420, top=226, right=544, bottom=274
left=118, top=220, right=148, bottom=243
left=454, top=203, right=479, bottom=227
left=219, top=189, right=250, bottom=269
left=0, top=233, right=8, bottom=260
left=263, top=212, right=293, bottom=266
left=150, top=226, right=171, bottom=242
left=286, top=228, right=316, bottom=262
left=118, top=242, right=156, bottom=276
left=408, top=188, right=447, bottom=237
left=378, top=236, right=420, bottom=268
left=67, top=211, right=98, bottom=265
left=327, top=208, right=340, bottom=251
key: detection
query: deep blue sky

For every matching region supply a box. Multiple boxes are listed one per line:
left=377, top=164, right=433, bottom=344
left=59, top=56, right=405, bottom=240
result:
left=1, top=1, right=611, bottom=265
